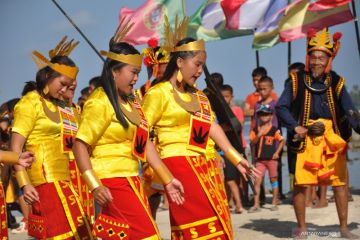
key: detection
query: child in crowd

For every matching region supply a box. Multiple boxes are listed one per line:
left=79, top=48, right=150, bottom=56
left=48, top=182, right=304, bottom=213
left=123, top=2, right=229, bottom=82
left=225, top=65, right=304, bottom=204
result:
left=249, top=105, right=284, bottom=212
left=220, top=84, right=246, bottom=213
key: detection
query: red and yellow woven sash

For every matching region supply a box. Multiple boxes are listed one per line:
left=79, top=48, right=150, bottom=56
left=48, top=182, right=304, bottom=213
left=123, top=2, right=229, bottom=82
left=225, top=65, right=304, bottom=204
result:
left=69, top=159, right=95, bottom=223
left=0, top=184, right=8, bottom=239
left=187, top=91, right=212, bottom=153
left=127, top=176, right=161, bottom=238
left=186, top=156, right=233, bottom=239
left=54, top=181, right=94, bottom=240
left=131, top=100, right=149, bottom=162
left=59, top=106, right=78, bottom=153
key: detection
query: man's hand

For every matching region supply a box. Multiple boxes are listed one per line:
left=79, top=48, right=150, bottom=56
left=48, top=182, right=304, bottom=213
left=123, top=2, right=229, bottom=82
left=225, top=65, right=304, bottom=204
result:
left=294, top=126, right=308, bottom=139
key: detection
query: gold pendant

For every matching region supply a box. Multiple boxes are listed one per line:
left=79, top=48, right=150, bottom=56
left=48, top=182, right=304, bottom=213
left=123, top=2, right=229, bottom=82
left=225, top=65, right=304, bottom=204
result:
left=172, top=87, right=200, bottom=113
left=119, top=101, right=141, bottom=126
left=176, top=70, right=183, bottom=83
left=41, top=97, right=60, bottom=123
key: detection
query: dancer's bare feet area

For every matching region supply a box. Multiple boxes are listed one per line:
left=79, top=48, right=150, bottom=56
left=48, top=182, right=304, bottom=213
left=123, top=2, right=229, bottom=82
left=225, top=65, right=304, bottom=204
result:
left=292, top=228, right=308, bottom=240
left=312, top=200, right=328, bottom=209
left=340, top=228, right=360, bottom=239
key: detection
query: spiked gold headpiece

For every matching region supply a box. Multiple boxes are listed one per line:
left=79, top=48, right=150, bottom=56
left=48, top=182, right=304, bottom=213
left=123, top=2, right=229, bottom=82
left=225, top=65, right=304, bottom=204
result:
left=32, top=36, right=79, bottom=80
left=100, top=18, right=143, bottom=68
left=306, top=28, right=342, bottom=73
left=143, top=38, right=170, bottom=67
left=162, top=15, right=205, bottom=53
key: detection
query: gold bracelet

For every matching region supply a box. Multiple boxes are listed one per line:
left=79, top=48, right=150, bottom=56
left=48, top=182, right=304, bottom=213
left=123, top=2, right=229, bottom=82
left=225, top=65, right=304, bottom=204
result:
left=224, top=147, right=243, bottom=166
left=15, top=170, right=31, bottom=188
left=82, top=169, right=102, bottom=192
left=0, top=151, right=20, bottom=164
left=153, top=164, right=174, bottom=185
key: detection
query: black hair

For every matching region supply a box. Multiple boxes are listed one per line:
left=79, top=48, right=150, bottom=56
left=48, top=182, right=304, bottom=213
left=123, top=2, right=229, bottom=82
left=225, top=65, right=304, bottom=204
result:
left=21, top=81, right=37, bottom=96
left=80, top=86, right=90, bottom=96
left=0, top=98, right=20, bottom=121
left=252, top=66, right=267, bottom=77
left=5, top=98, right=20, bottom=113
left=35, top=56, right=76, bottom=94
left=210, top=72, right=224, bottom=86
left=258, top=76, right=273, bottom=86
left=100, top=41, right=140, bottom=128
left=160, top=37, right=201, bottom=84
left=288, top=62, right=305, bottom=73
left=89, top=76, right=100, bottom=88
left=220, top=84, right=233, bottom=95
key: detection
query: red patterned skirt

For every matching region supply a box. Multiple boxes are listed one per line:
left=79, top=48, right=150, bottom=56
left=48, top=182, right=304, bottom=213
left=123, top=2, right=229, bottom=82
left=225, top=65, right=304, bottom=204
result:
left=99, top=176, right=160, bottom=239
left=0, top=183, right=8, bottom=239
left=29, top=181, right=94, bottom=239
left=163, top=155, right=233, bottom=240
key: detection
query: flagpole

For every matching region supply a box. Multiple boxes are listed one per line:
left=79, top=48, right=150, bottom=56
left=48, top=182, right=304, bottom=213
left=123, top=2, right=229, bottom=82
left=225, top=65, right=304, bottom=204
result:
left=351, top=0, right=360, bottom=58
left=51, top=0, right=105, bottom=62
left=182, top=0, right=187, bottom=16
left=255, top=50, right=260, bottom=67
left=288, top=42, right=292, bottom=66
left=287, top=0, right=292, bottom=67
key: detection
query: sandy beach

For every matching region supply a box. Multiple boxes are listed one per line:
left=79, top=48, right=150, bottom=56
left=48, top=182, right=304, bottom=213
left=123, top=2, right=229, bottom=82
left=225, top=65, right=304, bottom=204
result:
left=8, top=190, right=360, bottom=240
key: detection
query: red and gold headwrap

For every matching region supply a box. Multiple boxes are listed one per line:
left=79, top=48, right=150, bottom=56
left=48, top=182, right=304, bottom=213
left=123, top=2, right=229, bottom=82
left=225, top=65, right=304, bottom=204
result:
left=32, top=36, right=79, bottom=80
left=162, top=15, right=205, bottom=53
left=100, top=18, right=143, bottom=68
left=142, top=38, right=170, bottom=91
left=306, top=28, right=342, bottom=73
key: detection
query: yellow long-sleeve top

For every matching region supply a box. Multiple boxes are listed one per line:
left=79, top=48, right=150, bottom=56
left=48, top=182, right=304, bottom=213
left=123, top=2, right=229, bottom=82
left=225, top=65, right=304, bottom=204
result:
left=12, top=91, right=70, bottom=187
left=76, top=87, right=139, bottom=179
left=143, top=81, right=214, bottom=159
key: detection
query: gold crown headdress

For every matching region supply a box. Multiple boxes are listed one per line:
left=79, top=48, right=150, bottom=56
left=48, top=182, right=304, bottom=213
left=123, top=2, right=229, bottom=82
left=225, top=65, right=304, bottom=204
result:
left=32, top=36, right=79, bottom=80
left=100, top=18, right=143, bottom=68
left=306, top=28, right=342, bottom=73
left=162, top=15, right=205, bottom=53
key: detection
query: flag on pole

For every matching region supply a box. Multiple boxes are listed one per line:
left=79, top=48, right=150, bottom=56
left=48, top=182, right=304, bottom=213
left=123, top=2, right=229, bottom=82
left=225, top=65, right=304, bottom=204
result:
left=119, top=0, right=184, bottom=45
left=188, top=0, right=252, bottom=42
left=252, top=0, right=289, bottom=50
left=279, top=0, right=354, bottom=42
left=220, top=0, right=273, bottom=30
left=307, top=0, right=352, bottom=11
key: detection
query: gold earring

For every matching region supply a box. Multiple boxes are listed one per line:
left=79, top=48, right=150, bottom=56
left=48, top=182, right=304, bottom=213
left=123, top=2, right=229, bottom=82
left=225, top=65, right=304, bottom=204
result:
left=177, top=70, right=183, bottom=83
left=43, top=85, right=49, bottom=95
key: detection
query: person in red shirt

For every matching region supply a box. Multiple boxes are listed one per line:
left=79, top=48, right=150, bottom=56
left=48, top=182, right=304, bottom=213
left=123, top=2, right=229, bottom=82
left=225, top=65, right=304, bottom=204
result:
left=243, top=67, right=278, bottom=130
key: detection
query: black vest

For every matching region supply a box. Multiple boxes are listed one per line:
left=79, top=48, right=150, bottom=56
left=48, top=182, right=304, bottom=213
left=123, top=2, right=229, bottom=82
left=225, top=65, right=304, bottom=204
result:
left=287, top=70, right=352, bottom=153
left=254, top=126, right=279, bottom=160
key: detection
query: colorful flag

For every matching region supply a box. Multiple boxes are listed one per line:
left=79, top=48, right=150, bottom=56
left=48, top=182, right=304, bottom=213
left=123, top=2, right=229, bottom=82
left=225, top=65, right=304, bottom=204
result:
left=220, top=0, right=273, bottom=30
left=279, top=0, right=354, bottom=42
left=188, top=0, right=252, bottom=42
left=308, top=0, right=352, bottom=11
left=252, top=0, right=289, bottom=50
left=119, top=0, right=184, bottom=45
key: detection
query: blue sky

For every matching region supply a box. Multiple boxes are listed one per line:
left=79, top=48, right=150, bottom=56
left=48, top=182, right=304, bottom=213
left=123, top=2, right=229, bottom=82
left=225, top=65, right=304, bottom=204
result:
left=0, top=0, right=359, bottom=104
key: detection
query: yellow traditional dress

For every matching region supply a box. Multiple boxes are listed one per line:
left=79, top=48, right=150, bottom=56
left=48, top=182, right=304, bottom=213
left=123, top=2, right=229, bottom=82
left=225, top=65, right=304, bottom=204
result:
left=68, top=104, right=95, bottom=223
left=76, top=87, right=160, bottom=240
left=12, top=91, right=93, bottom=239
left=143, top=81, right=233, bottom=240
